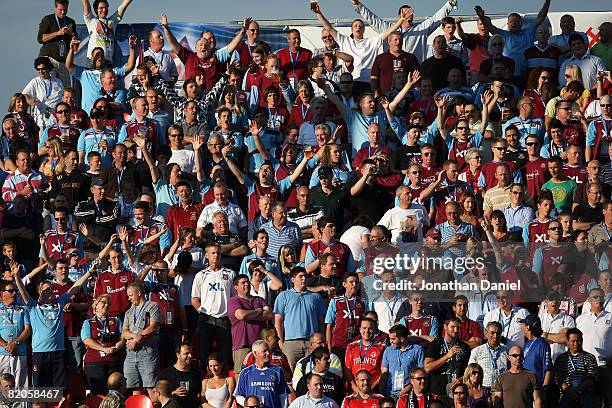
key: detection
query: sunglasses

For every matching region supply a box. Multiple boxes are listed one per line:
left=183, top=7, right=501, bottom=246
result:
left=410, top=171, right=421, bottom=175
left=55, top=217, right=67, bottom=221
left=540, top=76, right=550, bottom=80
left=494, top=146, right=507, bottom=150
left=601, top=104, right=612, bottom=108
left=56, top=110, right=70, bottom=114
left=68, top=253, right=80, bottom=258
left=509, top=353, right=523, bottom=358
left=249, top=29, right=259, bottom=33
left=411, top=377, right=426, bottom=381
left=3, top=289, right=17, bottom=294
left=548, top=226, right=562, bottom=231
left=510, top=191, right=523, bottom=195
left=321, top=36, right=333, bottom=40
left=470, top=372, right=482, bottom=376
left=422, top=152, right=433, bottom=156
left=525, top=142, right=539, bottom=146
left=456, top=126, right=469, bottom=131
left=590, top=295, right=604, bottom=300
left=558, top=107, right=571, bottom=111
left=454, top=391, right=467, bottom=395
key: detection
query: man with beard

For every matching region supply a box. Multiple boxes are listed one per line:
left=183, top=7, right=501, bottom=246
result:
left=158, top=342, right=203, bottom=408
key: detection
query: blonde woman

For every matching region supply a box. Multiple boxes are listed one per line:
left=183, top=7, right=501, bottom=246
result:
left=81, top=294, right=126, bottom=395
left=278, top=244, right=304, bottom=288
left=39, top=135, right=64, bottom=181
left=463, top=363, right=492, bottom=408
left=561, top=64, right=591, bottom=111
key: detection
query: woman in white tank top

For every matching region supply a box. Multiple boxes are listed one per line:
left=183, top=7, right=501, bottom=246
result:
left=202, top=352, right=236, bottom=408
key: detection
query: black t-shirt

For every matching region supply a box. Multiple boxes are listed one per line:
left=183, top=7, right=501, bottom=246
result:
left=394, top=145, right=423, bottom=172
left=425, top=338, right=471, bottom=395
left=573, top=202, right=603, bottom=224
left=158, top=366, right=203, bottom=408
left=420, top=55, right=466, bottom=91
left=351, top=183, right=391, bottom=223
left=296, top=370, right=345, bottom=404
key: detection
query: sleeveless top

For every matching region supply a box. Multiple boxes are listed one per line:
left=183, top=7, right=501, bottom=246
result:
left=204, top=378, right=229, bottom=408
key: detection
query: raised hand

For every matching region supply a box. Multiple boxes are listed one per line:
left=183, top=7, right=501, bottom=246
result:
left=160, top=13, right=169, bottom=27
left=379, top=96, right=390, bottom=110
left=133, top=134, right=147, bottom=149
left=408, top=70, right=421, bottom=87
left=79, top=223, right=89, bottom=237
left=474, top=6, right=485, bottom=18
left=242, top=17, right=253, bottom=31
left=70, top=38, right=80, bottom=52
left=249, top=121, right=262, bottom=137
left=482, top=90, right=494, bottom=105
left=310, top=1, right=321, bottom=13
left=128, top=35, right=137, bottom=49
left=330, top=124, right=343, bottom=144
left=118, top=225, right=130, bottom=242
left=192, top=135, right=205, bottom=151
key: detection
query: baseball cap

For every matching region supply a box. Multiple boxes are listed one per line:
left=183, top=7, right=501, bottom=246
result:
left=426, top=228, right=441, bottom=239
left=318, top=166, right=333, bottom=178
left=518, top=314, right=541, bottom=330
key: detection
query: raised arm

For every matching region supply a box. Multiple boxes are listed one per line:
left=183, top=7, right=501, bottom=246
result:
left=123, top=35, right=138, bottom=74
left=534, top=0, right=552, bottom=28
left=221, top=146, right=246, bottom=185
left=192, top=135, right=206, bottom=183
left=288, top=152, right=311, bottom=184
left=65, top=38, right=80, bottom=74
left=323, top=83, right=346, bottom=115
left=351, top=0, right=392, bottom=34
left=142, top=224, right=168, bottom=246
left=160, top=14, right=181, bottom=55
left=381, top=12, right=409, bottom=41
left=67, top=264, right=95, bottom=297
left=311, top=3, right=338, bottom=39
left=81, top=0, right=91, bottom=17
left=134, top=135, right=160, bottom=183
left=478, top=90, right=493, bottom=134
left=436, top=95, right=451, bottom=139
left=12, top=261, right=31, bottom=304
left=227, top=17, right=252, bottom=55
left=117, top=0, right=134, bottom=18
left=474, top=6, right=503, bottom=35
left=420, top=168, right=446, bottom=202
left=248, top=122, right=271, bottom=161
left=389, top=71, right=420, bottom=113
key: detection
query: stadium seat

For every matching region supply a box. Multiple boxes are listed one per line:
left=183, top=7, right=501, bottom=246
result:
left=126, top=394, right=155, bottom=408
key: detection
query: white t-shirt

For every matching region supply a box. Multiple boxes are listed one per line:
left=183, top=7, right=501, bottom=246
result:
left=197, top=201, right=247, bottom=235
left=168, top=148, right=196, bottom=174
left=84, top=11, right=122, bottom=60
left=377, top=204, right=429, bottom=243
left=339, top=226, right=370, bottom=262
left=336, top=32, right=384, bottom=83
left=191, top=267, right=236, bottom=317
left=576, top=310, right=612, bottom=366
left=22, top=77, right=63, bottom=113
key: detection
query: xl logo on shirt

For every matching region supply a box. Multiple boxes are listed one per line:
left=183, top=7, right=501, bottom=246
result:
left=535, top=234, right=548, bottom=243
left=208, top=282, right=224, bottom=292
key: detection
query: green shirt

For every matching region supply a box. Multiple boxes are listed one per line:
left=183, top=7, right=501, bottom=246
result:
left=542, top=178, right=578, bottom=212
left=591, top=42, right=612, bottom=73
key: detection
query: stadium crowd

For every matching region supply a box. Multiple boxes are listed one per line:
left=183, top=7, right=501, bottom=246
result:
left=0, top=0, right=611, bottom=406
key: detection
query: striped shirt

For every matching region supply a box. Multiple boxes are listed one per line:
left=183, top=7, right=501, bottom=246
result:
left=263, top=220, right=303, bottom=259
left=2, top=168, right=48, bottom=203
left=553, top=350, right=599, bottom=387
left=468, top=343, right=509, bottom=388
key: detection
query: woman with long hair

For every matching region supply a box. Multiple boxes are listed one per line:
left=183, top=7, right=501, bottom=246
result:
left=463, top=363, right=492, bottom=407
left=39, top=135, right=64, bottom=181
left=92, top=97, right=120, bottom=134
left=459, top=191, right=482, bottom=229
left=201, top=352, right=236, bottom=408
left=249, top=259, right=283, bottom=307
left=81, top=294, right=126, bottom=395
left=523, top=68, right=556, bottom=119
left=278, top=244, right=303, bottom=288
left=310, top=143, right=352, bottom=188
left=243, top=44, right=268, bottom=91
left=561, top=64, right=592, bottom=111
left=4, top=93, right=39, bottom=148
left=487, top=210, right=512, bottom=242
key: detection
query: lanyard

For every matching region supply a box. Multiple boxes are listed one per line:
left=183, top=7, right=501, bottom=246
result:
left=56, top=231, right=70, bottom=254
left=604, top=223, right=611, bottom=241
left=602, top=119, right=611, bottom=138
left=3, top=306, right=15, bottom=326
left=268, top=108, right=280, bottom=128
left=116, top=165, right=125, bottom=190
left=301, top=104, right=309, bottom=121
left=133, top=304, right=144, bottom=326
left=245, top=41, right=254, bottom=56
left=42, top=79, right=52, bottom=99
left=603, top=294, right=612, bottom=311
left=98, top=18, right=111, bottom=38
left=344, top=295, right=354, bottom=322
left=446, top=183, right=458, bottom=202
left=524, top=339, right=535, bottom=358
left=369, top=146, right=379, bottom=157
left=94, top=316, right=110, bottom=336
left=498, top=309, right=515, bottom=338
left=387, top=296, right=400, bottom=320
left=568, top=353, right=583, bottom=371
left=359, top=340, right=373, bottom=364
left=93, top=130, right=105, bottom=145
left=487, top=344, right=502, bottom=370
left=55, top=15, right=65, bottom=30
left=289, top=49, right=301, bottom=71
left=517, top=118, right=530, bottom=136
left=50, top=157, right=60, bottom=175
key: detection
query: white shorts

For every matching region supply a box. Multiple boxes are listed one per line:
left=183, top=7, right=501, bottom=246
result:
left=0, top=354, right=29, bottom=387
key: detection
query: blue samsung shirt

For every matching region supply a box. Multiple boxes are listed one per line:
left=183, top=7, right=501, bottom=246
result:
left=0, top=304, right=30, bottom=356
left=27, top=293, right=70, bottom=352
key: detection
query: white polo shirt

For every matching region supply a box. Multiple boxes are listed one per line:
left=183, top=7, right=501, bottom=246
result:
left=483, top=307, right=529, bottom=348
left=576, top=310, right=612, bottom=366
left=581, top=293, right=612, bottom=315
left=197, top=201, right=247, bottom=235
left=539, top=310, right=576, bottom=362
left=336, top=32, right=384, bottom=83
left=370, top=294, right=406, bottom=334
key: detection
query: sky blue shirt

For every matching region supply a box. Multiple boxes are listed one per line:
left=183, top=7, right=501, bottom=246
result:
left=77, top=127, right=117, bottom=170
left=239, top=253, right=280, bottom=278
left=153, top=178, right=179, bottom=215
left=501, top=27, right=537, bottom=75
left=503, top=116, right=545, bottom=146
left=274, top=289, right=325, bottom=340
left=73, top=66, right=127, bottom=114
left=244, top=130, right=283, bottom=173
left=80, top=316, right=123, bottom=340
left=501, top=205, right=535, bottom=233
left=27, top=293, right=70, bottom=353
left=0, top=304, right=30, bottom=356
left=381, top=344, right=425, bottom=394
left=342, top=109, right=389, bottom=158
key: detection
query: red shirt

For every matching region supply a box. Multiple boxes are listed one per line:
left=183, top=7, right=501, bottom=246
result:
left=524, top=158, right=550, bottom=200
left=177, top=46, right=224, bottom=89
left=43, top=229, right=80, bottom=260
left=51, top=281, right=87, bottom=337
left=328, top=296, right=367, bottom=349
left=458, top=318, right=483, bottom=343
left=345, top=340, right=385, bottom=385
left=93, top=270, right=136, bottom=318
left=342, top=393, right=383, bottom=408
left=353, top=145, right=392, bottom=171
left=45, top=125, right=81, bottom=152
left=166, top=202, right=205, bottom=240
left=564, top=164, right=588, bottom=185
left=407, top=99, right=437, bottom=125
left=276, top=47, right=312, bottom=81
left=120, top=119, right=159, bottom=157
left=288, top=103, right=313, bottom=129
left=482, top=160, right=516, bottom=191
left=371, top=51, right=420, bottom=94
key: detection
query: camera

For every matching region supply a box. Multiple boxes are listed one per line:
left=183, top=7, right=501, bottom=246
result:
left=370, top=166, right=381, bottom=175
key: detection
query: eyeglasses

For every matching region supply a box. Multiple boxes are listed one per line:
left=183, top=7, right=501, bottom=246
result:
left=55, top=217, right=67, bottom=221
left=590, top=295, right=604, bottom=300
left=169, top=134, right=182, bottom=138
left=510, top=190, right=523, bottom=195
left=456, top=126, right=469, bottom=131
left=453, top=391, right=467, bottom=395
left=525, top=142, right=539, bottom=146
left=509, top=353, right=524, bottom=358
left=411, top=377, right=426, bottom=381
left=559, top=107, right=571, bottom=111
left=3, top=289, right=17, bottom=294
left=68, top=252, right=79, bottom=258
left=321, top=36, right=333, bottom=40
left=249, top=29, right=259, bottom=33
left=56, top=110, right=69, bottom=114
left=410, top=171, right=421, bottom=175
left=423, top=152, right=433, bottom=156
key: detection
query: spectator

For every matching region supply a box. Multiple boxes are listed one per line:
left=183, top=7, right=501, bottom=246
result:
left=456, top=18, right=490, bottom=84
left=291, top=373, right=339, bottom=408
left=421, top=36, right=466, bottom=91
left=396, top=367, right=439, bottom=408
left=468, top=321, right=509, bottom=388
left=559, top=34, right=607, bottom=90
left=0, top=280, right=31, bottom=388
left=158, top=342, right=203, bottom=408
left=22, top=57, right=64, bottom=130
left=452, top=295, right=483, bottom=349
left=344, top=317, right=385, bottom=393
left=151, top=379, right=181, bottom=408
left=295, top=348, right=344, bottom=404
left=380, top=323, right=425, bottom=397
left=143, top=28, right=178, bottom=82
left=263, top=202, right=302, bottom=258
left=341, top=369, right=383, bottom=408
left=200, top=352, right=236, bottom=408
left=493, top=345, right=543, bottom=408
left=370, top=32, right=420, bottom=96
left=37, top=0, right=76, bottom=87
left=426, top=17, right=468, bottom=66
